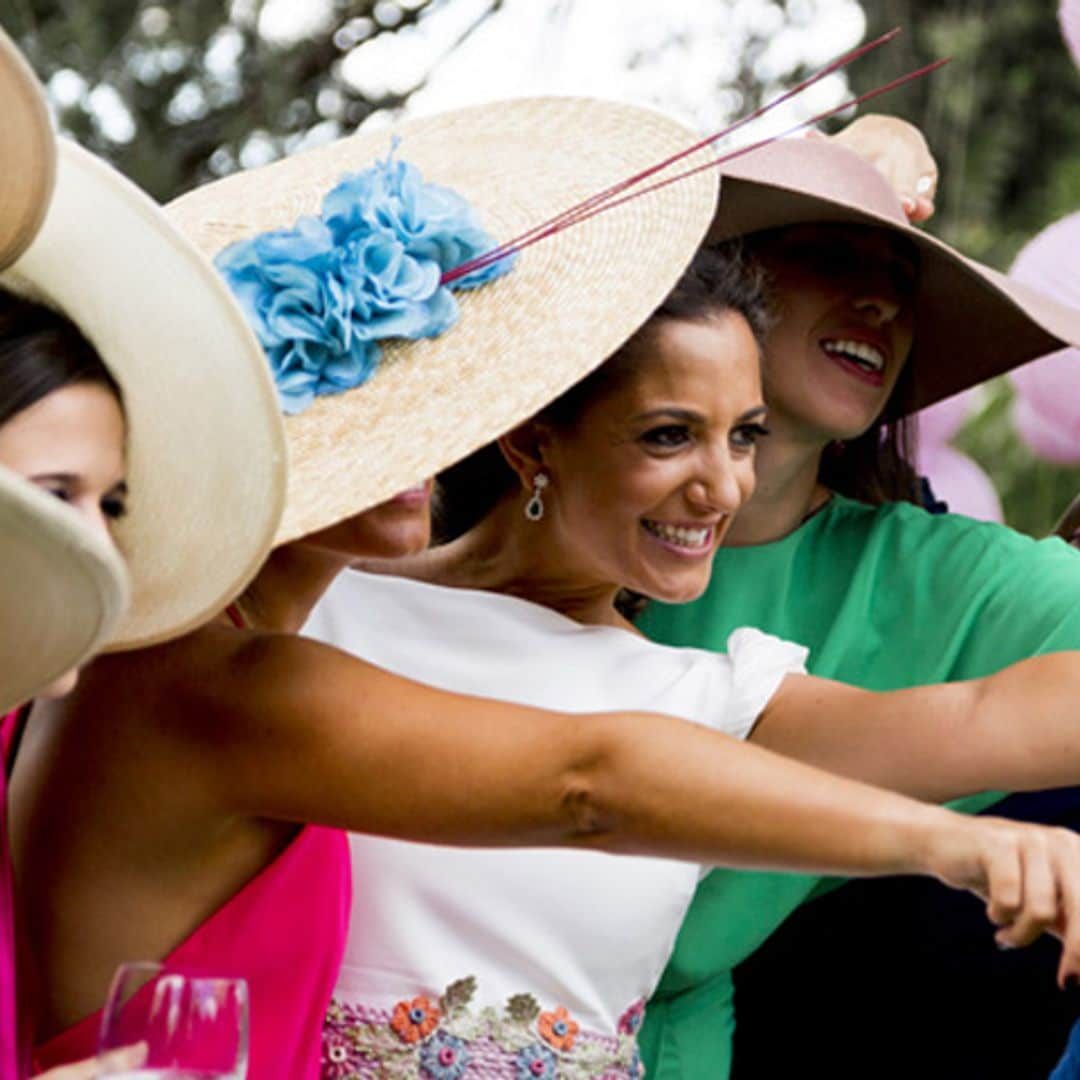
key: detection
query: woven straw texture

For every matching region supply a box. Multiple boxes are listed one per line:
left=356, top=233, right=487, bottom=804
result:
left=168, top=96, right=719, bottom=545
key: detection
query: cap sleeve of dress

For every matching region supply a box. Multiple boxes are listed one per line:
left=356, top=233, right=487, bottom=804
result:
left=722, top=627, right=808, bottom=741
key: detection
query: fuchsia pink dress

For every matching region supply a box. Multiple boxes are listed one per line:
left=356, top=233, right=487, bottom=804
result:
left=33, top=824, right=351, bottom=1080
left=1, top=711, right=26, bottom=1078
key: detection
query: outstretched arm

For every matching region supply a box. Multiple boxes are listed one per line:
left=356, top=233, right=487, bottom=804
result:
left=173, top=631, right=1080, bottom=981
left=754, top=652, right=1080, bottom=803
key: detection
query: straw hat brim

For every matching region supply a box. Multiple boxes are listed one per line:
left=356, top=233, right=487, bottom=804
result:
left=1, top=141, right=287, bottom=649
left=710, top=139, right=1080, bottom=412
left=0, top=466, right=129, bottom=712
left=0, top=27, right=55, bottom=270
left=168, top=97, right=719, bottom=546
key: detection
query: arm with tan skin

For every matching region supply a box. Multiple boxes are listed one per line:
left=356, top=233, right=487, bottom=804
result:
left=169, top=631, right=1080, bottom=980
left=753, top=653, right=1080, bottom=805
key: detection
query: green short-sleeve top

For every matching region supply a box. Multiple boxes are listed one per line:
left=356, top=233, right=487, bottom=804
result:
left=637, top=494, right=1080, bottom=1080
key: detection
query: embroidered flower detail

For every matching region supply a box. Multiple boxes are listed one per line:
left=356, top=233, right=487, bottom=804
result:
left=215, top=143, right=514, bottom=415
left=390, top=995, right=441, bottom=1043
left=617, top=999, right=646, bottom=1036
left=538, top=1004, right=579, bottom=1052
left=629, top=1048, right=645, bottom=1078
left=419, top=1030, right=471, bottom=1080
left=515, top=1041, right=558, bottom=1080
left=322, top=1029, right=360, bottom=1079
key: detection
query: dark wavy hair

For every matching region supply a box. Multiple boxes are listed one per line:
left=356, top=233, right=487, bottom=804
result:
left=0, top=287, right=122, bottom=430
left=433, top=240, right=772, bottom=544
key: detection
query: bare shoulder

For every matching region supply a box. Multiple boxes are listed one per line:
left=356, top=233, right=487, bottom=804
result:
left=74, top=623, right=331, bottom=741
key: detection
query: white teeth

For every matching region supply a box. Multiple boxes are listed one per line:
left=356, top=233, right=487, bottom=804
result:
left=643, top=520, right=711, bottom=548
left=822, top=338, right=885, bottom=373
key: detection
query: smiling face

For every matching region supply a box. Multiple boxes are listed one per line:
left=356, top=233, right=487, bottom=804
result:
left=750, top=224, right=918, bottom=442
left=531, top=312, right=766, bottom=604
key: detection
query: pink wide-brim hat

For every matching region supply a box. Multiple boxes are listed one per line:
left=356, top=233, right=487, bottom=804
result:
left=710, top=139, right=1080, bottom=412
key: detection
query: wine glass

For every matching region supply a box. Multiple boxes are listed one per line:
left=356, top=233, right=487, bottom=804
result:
left=96, top=962, right=249, bottom=1078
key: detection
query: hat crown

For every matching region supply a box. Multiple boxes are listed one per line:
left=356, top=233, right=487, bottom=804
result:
left=721, top=139, right=907, bottom=224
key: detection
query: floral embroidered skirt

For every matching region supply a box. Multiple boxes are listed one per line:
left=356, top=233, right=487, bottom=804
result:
left=321, top=979, right=646, bottom=1079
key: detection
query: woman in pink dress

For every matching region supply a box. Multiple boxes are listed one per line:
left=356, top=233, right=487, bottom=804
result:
left=0, top=24, right=286, bottom=1076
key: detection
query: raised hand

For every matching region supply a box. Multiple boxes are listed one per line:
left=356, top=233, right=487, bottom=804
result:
left=820, top=113, right=938, bottom=222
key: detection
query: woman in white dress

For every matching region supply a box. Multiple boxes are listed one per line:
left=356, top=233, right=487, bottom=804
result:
left=308, top=243, right=1080, bottom=1079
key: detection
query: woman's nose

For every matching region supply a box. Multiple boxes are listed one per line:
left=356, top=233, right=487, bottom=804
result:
left=687, top=462, right=746, bottom=516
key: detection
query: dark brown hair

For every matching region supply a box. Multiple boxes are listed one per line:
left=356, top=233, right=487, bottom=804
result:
left=433, top=241, right=771, bottom=543
left=0, top=287, right=122, bottom=429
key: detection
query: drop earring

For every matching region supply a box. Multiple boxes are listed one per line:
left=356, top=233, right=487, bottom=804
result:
left=524, top=472, right=549, bottom=522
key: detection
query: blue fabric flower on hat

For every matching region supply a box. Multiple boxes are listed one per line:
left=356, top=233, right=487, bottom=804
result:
left=215, top=141, right=513, bottom=414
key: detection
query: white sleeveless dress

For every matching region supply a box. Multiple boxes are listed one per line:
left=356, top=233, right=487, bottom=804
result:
left=304, top=571, right=807, bottom=1080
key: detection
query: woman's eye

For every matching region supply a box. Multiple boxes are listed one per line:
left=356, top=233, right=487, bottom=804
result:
left=731, top=422, right=770, bottom=450
left=101, top=495, right=128, bottom=521
left=41, top=483, right=73, bottom=504
left=641, top=425, right=691, bottom=449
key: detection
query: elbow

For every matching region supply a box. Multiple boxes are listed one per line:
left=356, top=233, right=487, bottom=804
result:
left=560, top=771, right=617, bottom=840
left=557, top=721, right=623, bottom=845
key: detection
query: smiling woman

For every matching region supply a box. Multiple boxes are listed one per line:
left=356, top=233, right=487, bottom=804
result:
left=306, top=235, right=1080, bottom=1077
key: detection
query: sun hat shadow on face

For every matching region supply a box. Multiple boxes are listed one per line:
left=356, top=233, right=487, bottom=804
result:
left=709, top=138, right=1080, bottom=413
left=0, top=25, right=287, bottom=651
left=167, top=96, right=721, bottom=547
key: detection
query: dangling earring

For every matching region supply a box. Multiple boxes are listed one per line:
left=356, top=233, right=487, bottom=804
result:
left=524, top=472, right=549, bottom=522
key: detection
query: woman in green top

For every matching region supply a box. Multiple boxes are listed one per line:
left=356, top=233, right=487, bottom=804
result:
left=636, top=138, right=1080, bottom=1079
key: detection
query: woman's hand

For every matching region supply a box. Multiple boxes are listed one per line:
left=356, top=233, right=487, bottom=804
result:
left=35, top=1043, right=146, bottom=1078
left=820, top=114, right=938, bottom=222
left=925, top=813, right=1080, bottom=987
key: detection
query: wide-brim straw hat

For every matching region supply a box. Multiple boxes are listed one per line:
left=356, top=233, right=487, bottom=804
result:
left=0, top=26, right=54, bottom=271
left=0, top=466, right=129, bottom=712
left=709, top=138, right=1080, bottom=412
left=1, top=138, right=287, bottom=648
left=168, top=97, right=719, bottom=546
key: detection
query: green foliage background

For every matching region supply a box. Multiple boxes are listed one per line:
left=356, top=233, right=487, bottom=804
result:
left=849, top=0, right=1080, bottom=535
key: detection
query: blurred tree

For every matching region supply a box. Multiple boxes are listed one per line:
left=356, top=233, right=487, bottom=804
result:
left=845, top=0, right=1080, bottom=535
left=848, top=0, right=1080, bottom=267
left=0, top=0, right=502, bottom=201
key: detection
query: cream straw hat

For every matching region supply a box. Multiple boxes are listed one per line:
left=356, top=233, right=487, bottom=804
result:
left=0, top=137, right=287, bottom=649
left=710, top=138, right=1080, bottom=412
left=0, top=466, right=129, bottom=712
left=168, top=97, right=719, bottom=545
left=0, top=26, right=54, bottom=270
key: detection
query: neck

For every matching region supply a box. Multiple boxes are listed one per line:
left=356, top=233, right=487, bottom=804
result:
left=227, top=541, right=351, bottom=634
left=726, top=413, right=831, bottom=546
left=426, top=497, right=626, bottom=629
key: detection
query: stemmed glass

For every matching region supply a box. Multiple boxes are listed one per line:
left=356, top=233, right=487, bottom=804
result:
left=96, top=962, right=249, bottom=1078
